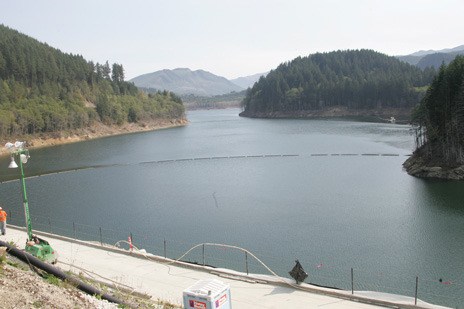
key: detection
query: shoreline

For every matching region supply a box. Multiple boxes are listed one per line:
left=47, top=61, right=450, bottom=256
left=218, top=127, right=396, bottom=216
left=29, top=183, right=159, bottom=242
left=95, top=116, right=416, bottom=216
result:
left=0, top=118, right=188, bottom=157
left=403, top=153, right=464, bottom=180
left=239, top=106, right=412, bottom=123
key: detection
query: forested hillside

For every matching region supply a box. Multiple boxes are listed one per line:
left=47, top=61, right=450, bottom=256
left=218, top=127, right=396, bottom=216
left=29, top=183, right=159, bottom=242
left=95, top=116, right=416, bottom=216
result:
left=241, top=50, right=435, bottom=119
left=416, top=52, right=464, bottom=70
left=404, top=56, right=464, bottom=179
left=0, top=25, right=184, bottom=138
left=181, top=91, right=246, bottom=110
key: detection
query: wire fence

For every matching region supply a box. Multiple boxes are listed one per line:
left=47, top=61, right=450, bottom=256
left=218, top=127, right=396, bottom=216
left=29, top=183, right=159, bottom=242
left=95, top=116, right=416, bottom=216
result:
left=6, top=209, right=464, bottom=308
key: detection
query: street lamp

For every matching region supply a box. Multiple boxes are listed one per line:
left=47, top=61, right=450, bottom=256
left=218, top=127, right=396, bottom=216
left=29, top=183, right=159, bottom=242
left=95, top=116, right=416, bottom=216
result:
left=5, top=141, right=57, bottom=263
left=6, top=141, right=32, bottom=241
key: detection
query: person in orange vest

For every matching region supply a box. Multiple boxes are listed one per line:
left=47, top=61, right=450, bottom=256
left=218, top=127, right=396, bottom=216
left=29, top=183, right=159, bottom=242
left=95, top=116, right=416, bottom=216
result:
left=0, top=206, right=7, bottom=235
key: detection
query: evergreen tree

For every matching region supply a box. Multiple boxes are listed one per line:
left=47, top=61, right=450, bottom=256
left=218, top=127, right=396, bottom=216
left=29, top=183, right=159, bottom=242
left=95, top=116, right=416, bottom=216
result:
left=412, top=56, right=464, bottom=166
left=242, top=50, right=435, bottom=116
left=0, top=24, right=185, bottom=139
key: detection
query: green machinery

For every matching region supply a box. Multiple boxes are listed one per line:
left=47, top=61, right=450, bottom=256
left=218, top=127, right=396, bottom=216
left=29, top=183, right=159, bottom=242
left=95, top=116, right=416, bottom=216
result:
left=6, top=141, right=58, bottom=264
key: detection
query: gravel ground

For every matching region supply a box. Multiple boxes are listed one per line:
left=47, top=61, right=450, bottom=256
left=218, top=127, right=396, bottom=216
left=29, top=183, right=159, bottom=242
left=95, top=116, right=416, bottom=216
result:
left=0, top=251, right=179, bottom=309
left=0, top=261, right=113, bottom=309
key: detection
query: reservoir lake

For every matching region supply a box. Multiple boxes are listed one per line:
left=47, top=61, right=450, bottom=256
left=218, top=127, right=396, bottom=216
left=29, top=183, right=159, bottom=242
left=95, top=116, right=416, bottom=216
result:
left=1, top=108, right=464, bottom=307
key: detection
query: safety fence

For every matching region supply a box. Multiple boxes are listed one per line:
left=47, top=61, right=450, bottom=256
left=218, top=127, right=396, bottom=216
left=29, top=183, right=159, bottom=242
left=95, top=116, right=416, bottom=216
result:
left=6, top=209, right=464, bottom=309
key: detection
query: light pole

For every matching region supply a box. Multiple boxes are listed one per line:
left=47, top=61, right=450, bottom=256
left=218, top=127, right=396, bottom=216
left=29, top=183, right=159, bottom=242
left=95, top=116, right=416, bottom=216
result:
left=5, top=141, right=57, bottom=263
left=6, top=141, right=32, bottom=241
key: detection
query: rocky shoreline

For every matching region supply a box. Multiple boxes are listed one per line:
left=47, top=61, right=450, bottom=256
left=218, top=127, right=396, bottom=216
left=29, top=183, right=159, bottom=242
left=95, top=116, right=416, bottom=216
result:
left=403, top=154, right=464, bottom=180
left=0, top=118, right=188, bottom=157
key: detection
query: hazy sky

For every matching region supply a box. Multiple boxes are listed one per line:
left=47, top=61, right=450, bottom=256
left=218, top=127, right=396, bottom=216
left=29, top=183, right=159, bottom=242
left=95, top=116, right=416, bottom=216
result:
left=2, top=0, right=463, bottom=80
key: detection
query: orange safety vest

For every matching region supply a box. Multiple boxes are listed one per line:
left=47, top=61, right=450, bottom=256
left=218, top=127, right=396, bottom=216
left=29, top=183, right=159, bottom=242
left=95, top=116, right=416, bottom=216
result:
left=0, top=210, right=7, bottom=222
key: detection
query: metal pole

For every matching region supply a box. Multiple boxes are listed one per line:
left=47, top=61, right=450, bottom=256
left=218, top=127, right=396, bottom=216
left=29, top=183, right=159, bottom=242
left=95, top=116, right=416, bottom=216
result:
left=48, top=217, right=52, bottom=233
left=202, top=244, right=205, bottom=266
left=351, top=268, right=354, bottom=295
left=415, top=276, right=418, bottom=305
left=73, top=222, right=76, bottom=239
left=99, top=227, right=103, bottom=246
left=18, top=152, right=32, bottom=241
left=164, top=238, right=166, bottom=258
left=245, top=252, right=249, bottom=275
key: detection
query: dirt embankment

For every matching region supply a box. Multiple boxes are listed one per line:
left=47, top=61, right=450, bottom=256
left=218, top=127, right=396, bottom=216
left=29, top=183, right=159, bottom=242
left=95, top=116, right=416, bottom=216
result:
left=0, top=118, right=188, bottom=157
left=0, top=251, right=180, bottom=308
left=0, top=254, right=114, bottom=309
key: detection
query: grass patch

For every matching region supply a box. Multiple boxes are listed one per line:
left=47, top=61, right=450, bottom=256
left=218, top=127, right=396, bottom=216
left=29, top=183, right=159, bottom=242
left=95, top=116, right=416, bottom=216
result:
left=43, top=273, right=61, bottom=286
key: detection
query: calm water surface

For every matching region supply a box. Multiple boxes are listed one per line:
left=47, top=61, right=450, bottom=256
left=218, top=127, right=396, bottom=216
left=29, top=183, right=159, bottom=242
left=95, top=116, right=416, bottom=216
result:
left=1, top=109, right=464, bottom=307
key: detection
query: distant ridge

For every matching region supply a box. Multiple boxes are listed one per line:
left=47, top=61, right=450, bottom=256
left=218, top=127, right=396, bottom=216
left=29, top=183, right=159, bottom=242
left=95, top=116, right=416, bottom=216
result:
left=230, top=72, right=269, bottom=89
left=397, top=44, right=464, bottom=68
left=409, top=45, right=464, bottom=57
left=130, top=68, right=243, bottom=96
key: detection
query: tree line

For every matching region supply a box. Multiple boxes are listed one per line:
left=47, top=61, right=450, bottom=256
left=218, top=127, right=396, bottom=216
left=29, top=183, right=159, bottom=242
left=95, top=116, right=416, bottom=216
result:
left=412, top=56, right=464, bottom=167
left=0, top=24, right=184, bottom=137
left=241, top=50, right=436, bottom=116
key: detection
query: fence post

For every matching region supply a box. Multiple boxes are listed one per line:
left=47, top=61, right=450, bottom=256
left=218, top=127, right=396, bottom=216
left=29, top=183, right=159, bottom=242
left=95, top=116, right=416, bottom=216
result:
left=99, top=227, right=103, bottom=246
left=414, top=276, right=418, bottom=305
left=245, top=252, right=249, bottom=275
left=351, top=268, right=354, bottom=295
left=202, top=244, right=205, bottom=266
left=73, top=222, right=76, bottom=239
left=164, top=238, right=167, bottom=259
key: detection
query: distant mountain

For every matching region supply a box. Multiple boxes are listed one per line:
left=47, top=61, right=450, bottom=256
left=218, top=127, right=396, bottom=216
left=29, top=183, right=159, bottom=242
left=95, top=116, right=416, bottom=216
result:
left=181, top=90, right=246, bottom=110
left=409, top=45, right=464, bottom=57
left=397, top=45, right=464, bottom=68
left=396, top=55, right=423, bottom=66
left=130, top=68, right=244, bottom=96
left=230, top=72, right=269, bottom=89
left=416, top=52, right=464, bottom=69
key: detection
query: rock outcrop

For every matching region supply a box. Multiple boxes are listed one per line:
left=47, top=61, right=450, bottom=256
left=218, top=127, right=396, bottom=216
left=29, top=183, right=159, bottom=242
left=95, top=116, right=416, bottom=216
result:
left=403, top=154, right=464, bottom=180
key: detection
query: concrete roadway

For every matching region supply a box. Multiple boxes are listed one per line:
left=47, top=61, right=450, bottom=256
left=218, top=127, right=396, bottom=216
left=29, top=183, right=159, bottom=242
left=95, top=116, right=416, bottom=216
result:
left=2, top=226, right=448, bottom=309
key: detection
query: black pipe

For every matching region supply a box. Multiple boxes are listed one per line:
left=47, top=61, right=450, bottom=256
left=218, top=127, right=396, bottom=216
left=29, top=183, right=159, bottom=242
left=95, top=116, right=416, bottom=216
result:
left=0, top=240, right=126, bottom=306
